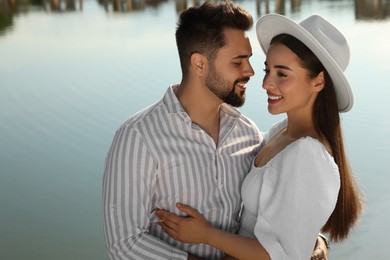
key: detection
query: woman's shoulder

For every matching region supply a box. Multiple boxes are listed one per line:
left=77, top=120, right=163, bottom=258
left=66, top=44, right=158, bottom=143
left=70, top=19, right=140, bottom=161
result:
left=286, top=137, right=339, bottom=173
left=264, top=118, right=288, bottom=142
left=292, top=137, right=331, bottom=155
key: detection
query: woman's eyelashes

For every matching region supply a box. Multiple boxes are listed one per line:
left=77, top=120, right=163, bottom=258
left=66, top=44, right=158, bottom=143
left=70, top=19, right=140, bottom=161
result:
left=263, top=68, right=287, bottom=78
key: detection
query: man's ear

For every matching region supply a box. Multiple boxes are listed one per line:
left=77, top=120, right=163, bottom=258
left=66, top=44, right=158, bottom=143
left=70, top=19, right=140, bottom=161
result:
left=313, top=71, right=325, bottom=92
left=190, top=53, right=207, bottom=76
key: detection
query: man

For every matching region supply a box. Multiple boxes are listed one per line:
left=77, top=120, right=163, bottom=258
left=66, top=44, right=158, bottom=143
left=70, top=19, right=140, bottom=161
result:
left=103, top=1, right=328, bottom=259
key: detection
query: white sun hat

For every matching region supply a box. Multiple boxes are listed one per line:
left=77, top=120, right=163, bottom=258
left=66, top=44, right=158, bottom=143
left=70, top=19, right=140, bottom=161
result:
left=256, top=14, right=353, bottom=112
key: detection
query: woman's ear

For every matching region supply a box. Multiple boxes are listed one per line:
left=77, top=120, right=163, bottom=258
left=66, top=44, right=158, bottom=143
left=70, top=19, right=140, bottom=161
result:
left=313, top=71, right=325, bottom=92
left=190, top=53, right=207, bottom=76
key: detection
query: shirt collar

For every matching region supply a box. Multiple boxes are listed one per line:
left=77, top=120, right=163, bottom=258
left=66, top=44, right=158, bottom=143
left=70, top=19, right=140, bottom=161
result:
left=163, top=84, right=187, bottom=114
left=163, top=84, right=242, bottom=119
left=220, top=102, right=241, bottom=119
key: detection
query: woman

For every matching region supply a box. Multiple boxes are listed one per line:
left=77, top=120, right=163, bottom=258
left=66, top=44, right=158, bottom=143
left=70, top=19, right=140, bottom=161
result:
left=156, top=14, right=363, bottom=259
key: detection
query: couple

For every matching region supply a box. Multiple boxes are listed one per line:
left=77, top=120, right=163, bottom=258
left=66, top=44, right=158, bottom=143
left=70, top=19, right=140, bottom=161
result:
left=103, top=1, right=363, bottom=259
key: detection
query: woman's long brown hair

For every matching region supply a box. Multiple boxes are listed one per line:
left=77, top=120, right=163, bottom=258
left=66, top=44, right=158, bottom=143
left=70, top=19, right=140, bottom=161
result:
left=271, top=34, right=364, bottom=242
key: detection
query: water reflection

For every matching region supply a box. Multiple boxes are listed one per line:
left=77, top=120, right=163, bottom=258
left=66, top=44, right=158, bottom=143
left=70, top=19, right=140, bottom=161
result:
left=97, top=0, right=169, bottom=12
left=43, top=0, right=83, bottom=12
left=0, top=0, right=84, bottom=35
left=95, top=0, right=304, bottom=14
left=0, top=9, right=12, bottom=36
left=1, top=0, right=390, bottom=19
left=355, top=0, right=390, bottom=20
left=0, top=0, right=83, bottom=12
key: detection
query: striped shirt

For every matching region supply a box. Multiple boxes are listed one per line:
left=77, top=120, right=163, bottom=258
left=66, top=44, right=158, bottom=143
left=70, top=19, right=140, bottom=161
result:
left=103, top=85, right=262, bottom=260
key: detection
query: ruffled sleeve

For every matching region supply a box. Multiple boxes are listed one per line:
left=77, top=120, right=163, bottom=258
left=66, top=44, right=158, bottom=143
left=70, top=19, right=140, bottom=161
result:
left=254, top=138, right=340, bottom=259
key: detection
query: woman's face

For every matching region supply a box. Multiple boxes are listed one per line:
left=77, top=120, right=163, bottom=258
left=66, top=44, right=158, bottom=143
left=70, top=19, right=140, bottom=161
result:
left=262, top=42, right=323, bottom=116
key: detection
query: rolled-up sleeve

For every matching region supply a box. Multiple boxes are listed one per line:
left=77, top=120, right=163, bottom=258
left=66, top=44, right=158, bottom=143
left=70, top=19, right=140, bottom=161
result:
left=103, top=125, right=187, bottom=260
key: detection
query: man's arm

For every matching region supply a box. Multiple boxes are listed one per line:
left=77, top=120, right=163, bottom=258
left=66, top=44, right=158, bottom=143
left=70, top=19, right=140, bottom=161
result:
left=103, top=126, right=187, bottom=259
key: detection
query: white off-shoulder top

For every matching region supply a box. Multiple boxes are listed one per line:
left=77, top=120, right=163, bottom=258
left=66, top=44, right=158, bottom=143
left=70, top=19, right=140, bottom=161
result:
left=238, top=120, right=340, bottom=259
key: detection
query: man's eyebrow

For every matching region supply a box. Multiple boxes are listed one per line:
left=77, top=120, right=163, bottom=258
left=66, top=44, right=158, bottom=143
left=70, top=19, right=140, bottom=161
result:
left=232, top=53, right=253, bottom=59
left=264, top=61, right=293, bottom=71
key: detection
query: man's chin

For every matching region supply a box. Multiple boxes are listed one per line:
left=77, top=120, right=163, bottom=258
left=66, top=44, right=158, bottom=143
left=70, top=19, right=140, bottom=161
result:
left=227, top=96, right=245, bottom=107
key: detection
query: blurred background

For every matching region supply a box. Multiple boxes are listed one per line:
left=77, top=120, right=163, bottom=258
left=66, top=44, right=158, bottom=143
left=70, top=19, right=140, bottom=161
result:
left=1, top=0, right=389, bottom=259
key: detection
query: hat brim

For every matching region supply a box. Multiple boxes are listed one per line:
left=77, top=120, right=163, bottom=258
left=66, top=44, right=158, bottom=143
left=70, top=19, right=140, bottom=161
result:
left=256, top=14, right=353, bottom=112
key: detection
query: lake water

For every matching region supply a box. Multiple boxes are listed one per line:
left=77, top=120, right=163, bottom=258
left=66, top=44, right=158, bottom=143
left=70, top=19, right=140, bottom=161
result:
left=1, top=0, right=390, bottom=259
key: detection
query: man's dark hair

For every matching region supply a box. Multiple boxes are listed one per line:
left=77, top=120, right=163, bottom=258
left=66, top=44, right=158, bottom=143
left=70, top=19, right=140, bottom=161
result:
left=176, top=1, right=253, bottom=77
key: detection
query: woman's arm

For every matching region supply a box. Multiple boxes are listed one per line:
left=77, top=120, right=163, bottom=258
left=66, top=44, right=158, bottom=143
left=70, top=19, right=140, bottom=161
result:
left=157, top=203, right=328, bottom=260
left=156, top=203, right=270, bottom=260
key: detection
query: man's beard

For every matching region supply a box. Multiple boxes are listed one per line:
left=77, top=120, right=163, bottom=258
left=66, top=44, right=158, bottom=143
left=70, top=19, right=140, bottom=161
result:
left=205, top=63, right=247, bottom=107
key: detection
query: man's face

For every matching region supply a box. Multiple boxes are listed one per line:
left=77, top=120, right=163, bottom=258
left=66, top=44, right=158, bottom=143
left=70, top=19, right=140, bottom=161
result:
left=205, top=28, right=254, bottom=107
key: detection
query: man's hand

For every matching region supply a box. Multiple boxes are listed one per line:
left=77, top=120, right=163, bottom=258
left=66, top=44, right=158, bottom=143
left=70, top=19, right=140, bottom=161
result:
left=311, top=236, right=329, bottom=260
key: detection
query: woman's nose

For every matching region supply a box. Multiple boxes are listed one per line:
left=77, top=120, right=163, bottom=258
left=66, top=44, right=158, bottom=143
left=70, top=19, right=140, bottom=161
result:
left=262, top=74, right=274, bottom=90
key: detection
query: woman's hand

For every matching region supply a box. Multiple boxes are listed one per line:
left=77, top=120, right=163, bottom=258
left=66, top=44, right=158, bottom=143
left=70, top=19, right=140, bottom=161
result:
left=157, top=203, right=270, bottom=260
left=155, top=203, right=214, bottom=244
left=310, top=236, right=328, bottom=260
